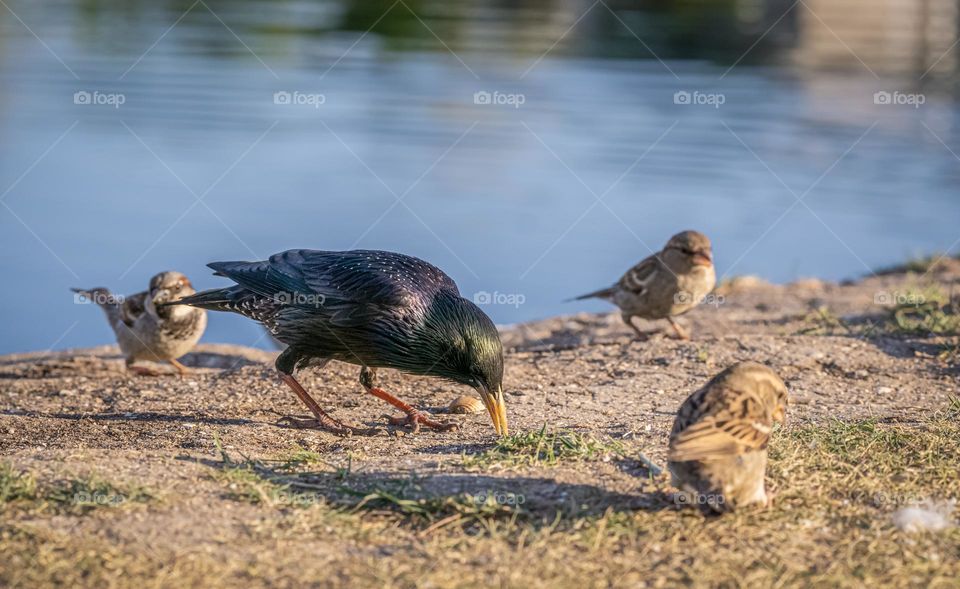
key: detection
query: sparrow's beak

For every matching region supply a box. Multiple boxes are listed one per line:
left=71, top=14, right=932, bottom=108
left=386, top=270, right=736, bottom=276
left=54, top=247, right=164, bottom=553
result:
left=692, top=250, right=713, bottom=267
left=477, top=383, right=509, bottom=437
left=151, top=288, right=172, bottom=305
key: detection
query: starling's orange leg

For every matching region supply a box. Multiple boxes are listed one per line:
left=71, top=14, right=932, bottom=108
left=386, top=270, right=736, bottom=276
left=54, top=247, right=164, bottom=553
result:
left=278, top=374, right=374, bottom=436
left=366, top=387, right=458, bottom=433
left=169, top=358, right=190, bottom=376
left=360, top=368, right=457, bottom=433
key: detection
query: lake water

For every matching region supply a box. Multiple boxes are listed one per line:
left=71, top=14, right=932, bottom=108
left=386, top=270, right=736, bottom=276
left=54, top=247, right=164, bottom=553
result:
left=1, top=0, right=958, bottom=353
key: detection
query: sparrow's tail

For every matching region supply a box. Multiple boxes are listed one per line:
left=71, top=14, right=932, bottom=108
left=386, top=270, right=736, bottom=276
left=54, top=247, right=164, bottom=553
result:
left=565, top=286, right=616, bottom=302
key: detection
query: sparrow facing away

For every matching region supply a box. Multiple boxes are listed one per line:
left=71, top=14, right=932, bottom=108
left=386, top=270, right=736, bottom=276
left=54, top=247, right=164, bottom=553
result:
left=72, top=271, right=207, bottom=376
left=164, top=249, right=508, bottom=437
left=572, top=230, right=716, bottom=340
left=668, top=362, right=789, bottom=513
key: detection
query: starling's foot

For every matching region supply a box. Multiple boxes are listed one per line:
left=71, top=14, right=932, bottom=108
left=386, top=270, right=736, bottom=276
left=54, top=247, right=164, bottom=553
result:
left=278, top=373, right=380, bottom=436
left=385, top=410, right=458, bottom=433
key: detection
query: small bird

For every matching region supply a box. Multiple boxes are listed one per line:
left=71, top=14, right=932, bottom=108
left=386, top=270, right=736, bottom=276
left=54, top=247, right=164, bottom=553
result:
left=667, top=362, right=789, bottom=513
left=571, top=230, right=716, bottom=340
left=164, top=249, right=508, bottom=437
left=72, top=272, right=207, bottom=376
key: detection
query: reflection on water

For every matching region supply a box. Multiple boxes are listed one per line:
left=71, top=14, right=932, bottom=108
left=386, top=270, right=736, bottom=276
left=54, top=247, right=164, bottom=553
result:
left=0, top=0, right=958, bottom=353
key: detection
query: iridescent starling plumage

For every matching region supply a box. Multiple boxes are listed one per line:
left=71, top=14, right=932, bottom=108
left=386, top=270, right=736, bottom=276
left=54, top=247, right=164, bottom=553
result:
left=169, top=249, right=508, bottom=436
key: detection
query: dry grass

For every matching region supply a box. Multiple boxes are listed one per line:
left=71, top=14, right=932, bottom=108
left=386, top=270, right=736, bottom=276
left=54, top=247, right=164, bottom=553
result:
left=2, top=415, right=958, bottom=588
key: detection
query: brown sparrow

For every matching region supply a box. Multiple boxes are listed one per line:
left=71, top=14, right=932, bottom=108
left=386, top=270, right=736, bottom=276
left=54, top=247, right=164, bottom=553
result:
left=667, top=362, right=788, bottom=512
left=72, top=271, right=206, bottom=375
left=572, top=230, right=715, bottom=339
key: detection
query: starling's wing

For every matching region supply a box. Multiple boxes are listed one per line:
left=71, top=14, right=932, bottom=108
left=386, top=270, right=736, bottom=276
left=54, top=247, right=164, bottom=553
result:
left=208, top=249, right=460, bottom=326
left=668, top=383, right=773, bottom=462
left=119, top=291, right=148, bottom=327
left=617, top=253, right=661, bottom=296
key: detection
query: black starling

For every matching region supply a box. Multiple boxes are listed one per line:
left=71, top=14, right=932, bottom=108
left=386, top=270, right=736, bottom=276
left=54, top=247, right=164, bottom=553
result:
left=166, top=249, right=508, bottom=436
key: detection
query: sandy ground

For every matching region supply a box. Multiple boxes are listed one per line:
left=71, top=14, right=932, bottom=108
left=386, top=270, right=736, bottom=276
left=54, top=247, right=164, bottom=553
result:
left=1, top=262, right=958, bottom=588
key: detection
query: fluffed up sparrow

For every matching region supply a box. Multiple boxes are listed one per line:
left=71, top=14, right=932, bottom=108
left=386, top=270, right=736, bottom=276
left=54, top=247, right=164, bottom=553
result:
left=668, top=361, right=789, bottom=513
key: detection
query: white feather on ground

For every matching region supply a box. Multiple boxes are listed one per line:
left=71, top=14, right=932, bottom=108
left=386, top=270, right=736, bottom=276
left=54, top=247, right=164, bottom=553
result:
left=891, top=500, right=956, bottom=533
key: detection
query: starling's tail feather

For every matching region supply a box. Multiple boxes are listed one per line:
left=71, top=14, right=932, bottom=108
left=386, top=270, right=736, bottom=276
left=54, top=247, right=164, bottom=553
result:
left=566, top=285, right=617, bottom=302
left=162, top=286, right=244, bottom=312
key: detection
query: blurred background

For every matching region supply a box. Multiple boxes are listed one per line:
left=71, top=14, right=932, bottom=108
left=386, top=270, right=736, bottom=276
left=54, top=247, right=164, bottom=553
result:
left=1, top=0, right=958, bottom=354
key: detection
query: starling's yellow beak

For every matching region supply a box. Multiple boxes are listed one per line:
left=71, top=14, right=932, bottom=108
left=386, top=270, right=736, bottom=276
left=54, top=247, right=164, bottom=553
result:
left=477, top=384, right=509, bottom=437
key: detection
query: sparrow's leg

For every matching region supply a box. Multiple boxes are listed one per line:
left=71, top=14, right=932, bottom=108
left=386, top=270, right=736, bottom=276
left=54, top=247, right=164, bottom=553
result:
left=624, top=315, right=651, bottom=341
left=360, top=367, right=457, bottom=433
left=667, top=317, right=691, bottom=340
left=274, top=348, right=375, bottom=436
left=168, top=358, right=190, bottom=376
left=126, top=358, right=161, bottom=377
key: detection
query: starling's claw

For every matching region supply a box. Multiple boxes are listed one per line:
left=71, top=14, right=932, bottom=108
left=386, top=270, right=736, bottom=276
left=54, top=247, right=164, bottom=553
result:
left=277, top=373, right=381, bottom=436
left=385, top=410, right=458, bottom=433
left=365, top=384, right=458, bottom=433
